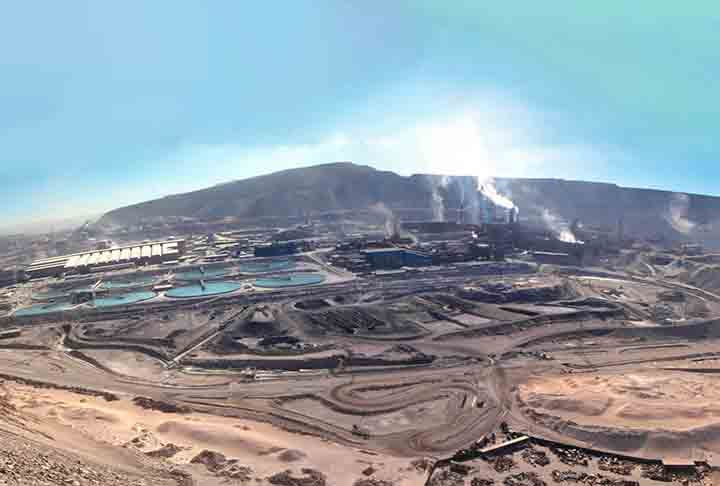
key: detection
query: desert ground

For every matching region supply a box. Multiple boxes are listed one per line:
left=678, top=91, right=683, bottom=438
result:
left=3, top=256, right=720, bottom=485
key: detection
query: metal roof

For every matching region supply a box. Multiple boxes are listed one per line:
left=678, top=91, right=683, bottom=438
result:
left=29, top=238, right=186, bottom=273
left=362, top=248, right=403, bottom=254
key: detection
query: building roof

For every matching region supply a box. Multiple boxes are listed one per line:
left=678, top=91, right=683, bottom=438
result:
left=362, top=248, right=403, bottom=254
left=29, top=238, right=186, bottom=274
left=403, top=250, right=431, bottom=257
left=531, top=251, right=571, bottom=257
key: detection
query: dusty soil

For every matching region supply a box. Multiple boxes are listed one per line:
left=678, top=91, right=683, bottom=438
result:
left=519, top=372, right=720, bottom=430
left=6, top=270, right=720, bottom=484
left=6, top=381, right=423, bottom=486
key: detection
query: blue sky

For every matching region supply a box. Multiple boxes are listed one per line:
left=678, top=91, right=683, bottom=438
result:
left=1, top=1, right=718, bottom=231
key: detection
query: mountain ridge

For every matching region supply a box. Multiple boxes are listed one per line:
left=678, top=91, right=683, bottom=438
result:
left=98, top=162, right=720, bottom=245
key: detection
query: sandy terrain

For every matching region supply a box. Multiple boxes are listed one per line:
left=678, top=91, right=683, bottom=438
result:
left=82, top=349, right=168, bottom=378
left=6, top=269, right=720, bottom=483
left=7, top=382, right=425, bottom=486
left=520, top=371, right=720, bottom=431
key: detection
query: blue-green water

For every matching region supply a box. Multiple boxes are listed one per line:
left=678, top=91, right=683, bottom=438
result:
left=15, top=301, right=75, bottom=316
left=254, top=273, right=325, bottom=288
left=32, top=288, right=72, bottom=301
left=239, top=259, right=294, bottom=273
left=174, top=267, right=229, bottom=281
left=93, top=291, right=157, bottom=307
left=70, top=284, right=101, bottom=293
left=166, top=281, right=242, bottom=298
left=103, top=277, right=155, bottom=289
left=33, top=282, right=100, bottom=301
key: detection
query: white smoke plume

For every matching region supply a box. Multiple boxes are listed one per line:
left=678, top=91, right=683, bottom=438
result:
left=665, top=193, right=696, bottom=235
left=431, top=190, right=444, bottom=221
left=478, top=177, right=520, bottom=222
left=457, top=176, right=479, bottom=224
left=427, top=175, right=450, bottom=222
left=541, top=208, right=582, bottom=244
left=478, top=178, right=517, bottom=212
left=426, top=175, right=486, bottom=224
left=370, top=202, right=399, bottom=238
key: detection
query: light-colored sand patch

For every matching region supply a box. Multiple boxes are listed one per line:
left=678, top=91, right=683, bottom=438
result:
left=156, top=420, right=271, bottom=455
left=520, top=371, right=720, bottom=430
left=83, top=349, right=167, bottom=378
left=9, top=383, right=423, bottom=486
left=523, top=395, right=611, bottom=416
left=281, top=396, right=453, bottom=434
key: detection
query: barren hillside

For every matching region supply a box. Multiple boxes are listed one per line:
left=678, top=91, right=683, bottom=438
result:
left=99, top=163, right=720, bottom=245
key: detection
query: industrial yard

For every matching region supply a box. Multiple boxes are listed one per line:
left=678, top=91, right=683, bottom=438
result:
left=3, top=182, right=720, bottom=486
left=3, top=0, right=718, bottom=479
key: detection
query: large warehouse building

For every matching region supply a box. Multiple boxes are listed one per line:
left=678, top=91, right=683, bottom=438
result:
left=27, top=239, right=185, bottom=278
left=361, top=248, right=432, bottom=269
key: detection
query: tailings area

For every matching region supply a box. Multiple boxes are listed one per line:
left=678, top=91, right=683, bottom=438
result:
left=1, top=268, right=720, bottom=485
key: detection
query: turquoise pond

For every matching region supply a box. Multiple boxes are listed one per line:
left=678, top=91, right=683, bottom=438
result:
left=70, top=285, right=100, bottom=293
left=165, top=281, right=242, bottom=298
left=32, top=289, right=72, bottom=301
left=102, top=277, right=155, bottom=289
left=254, top=273, right=325, bottom=288
left=238, top=259, right=294, bottom=273
left=92, top=291, right=157, bottom=307
left=174, top=267, right=230, bottom=281
left=15, top=301, right=75, bottom=316
left=19, top=291, right=158, bottom=314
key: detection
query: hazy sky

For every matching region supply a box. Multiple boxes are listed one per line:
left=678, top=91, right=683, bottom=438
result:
left=1, top=1, right=718, bottom=230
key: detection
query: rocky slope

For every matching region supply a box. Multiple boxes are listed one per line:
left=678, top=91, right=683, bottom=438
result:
left=0, top=381, right=183, bottom=486
left=0, top=431, right=185, bottom=486
left=100, top=163, right=432, bottom=225
left=494, top=177, right=720, bottom=245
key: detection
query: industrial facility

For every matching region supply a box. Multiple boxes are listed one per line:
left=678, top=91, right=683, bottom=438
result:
left=26, top=239, right=185, bottom=278
left=361, top=248, right=432, bottom=269
left=1, top=170, right=718, bottom=486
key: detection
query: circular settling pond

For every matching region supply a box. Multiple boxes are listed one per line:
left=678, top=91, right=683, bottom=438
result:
left=174, top=267, right=229, bottom=281
left=239, top=259, right=295, bottom=273
left=93, top=291, right=157, bottom=308
left=254, top=273, right=325, bottom=288
left=32, top=288, right=72, bottom=301
left=103, top=277, right=155, bottom=289
left=72, top=284, right=100, bottom=293
left=15, top=301, right=75, bottom=316
left=166, top=281, right=242, bottom=298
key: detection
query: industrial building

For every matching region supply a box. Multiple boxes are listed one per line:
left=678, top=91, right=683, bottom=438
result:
left=403, top=221, right=470, bottom=234
left=26, top=239, right=186, bottom=278
left=254, top=241, right=299, bottom=257
left=362, top=248, right=432, bottom=269
left=531, top=251, right=581, bottom=266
